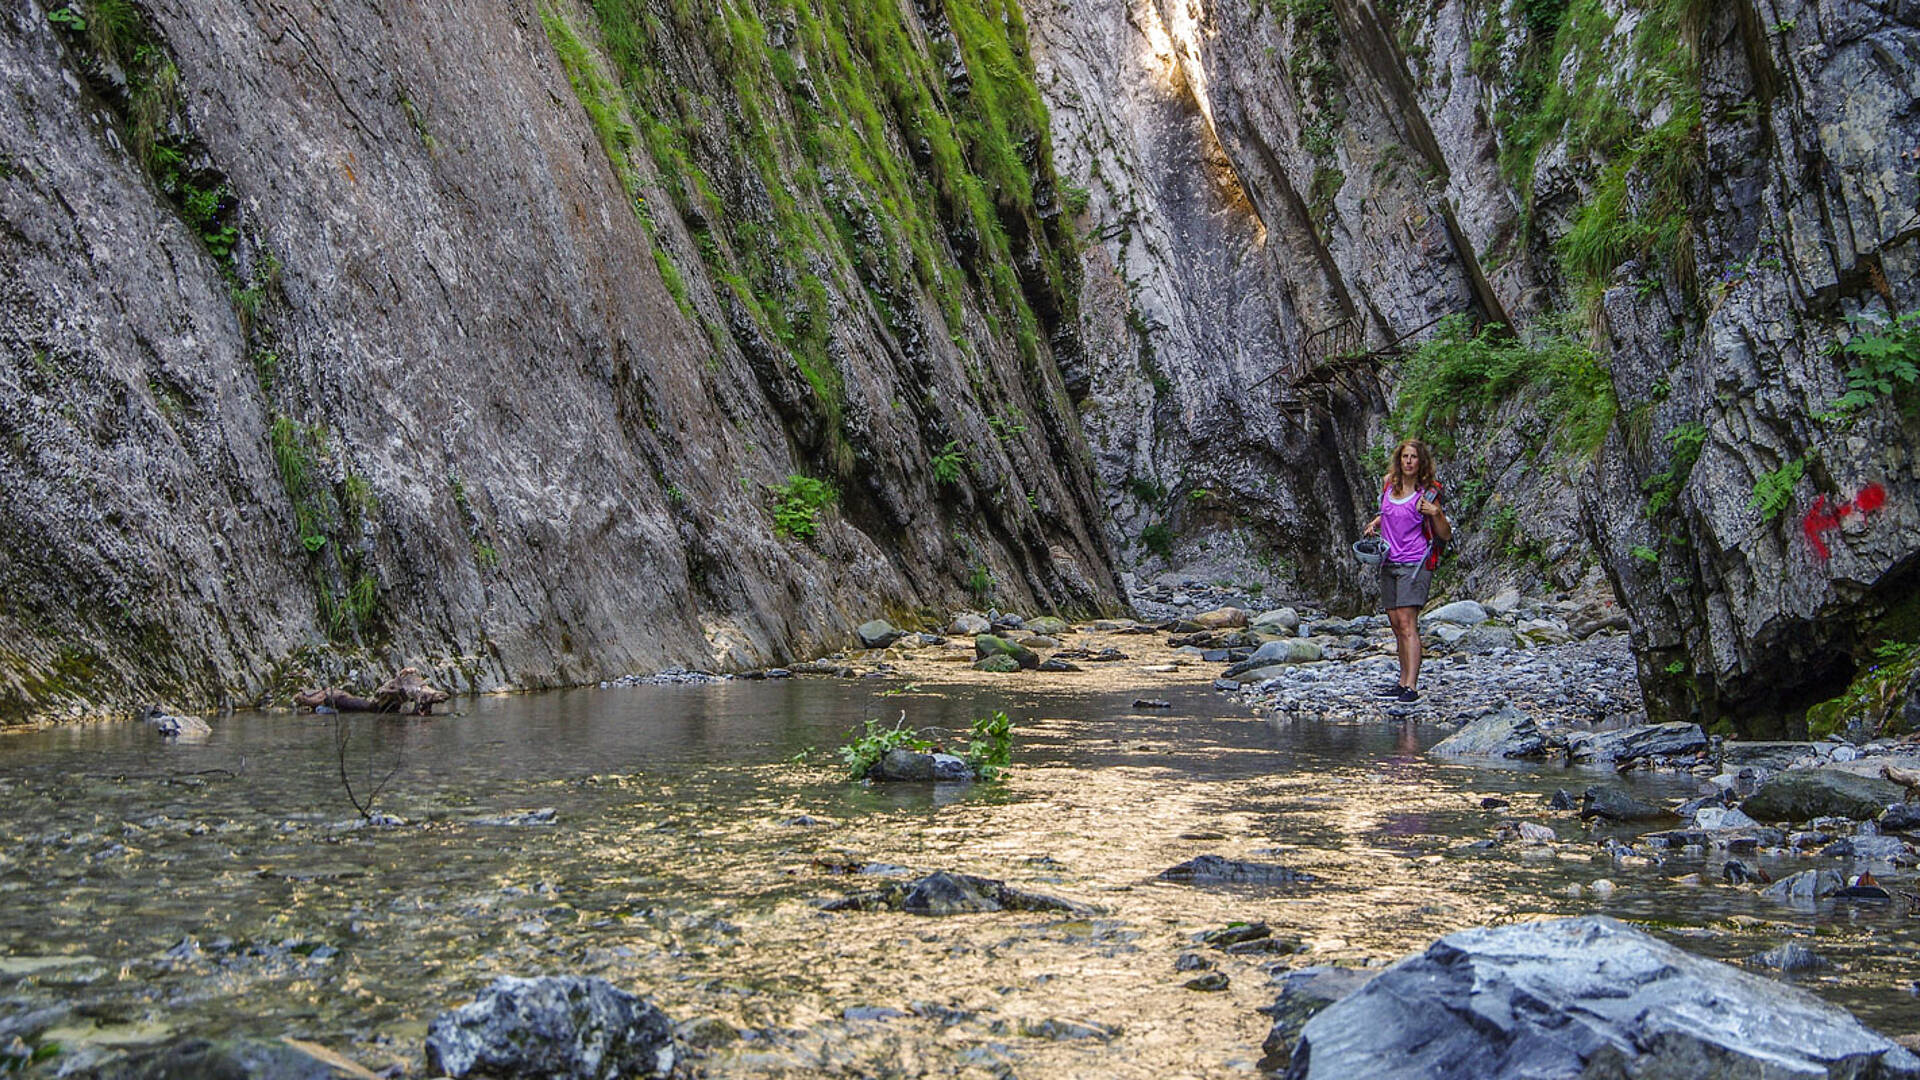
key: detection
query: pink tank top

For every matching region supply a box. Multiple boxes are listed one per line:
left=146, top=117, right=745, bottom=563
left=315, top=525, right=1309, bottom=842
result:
left=1380, top=484, right=1430, bottom=564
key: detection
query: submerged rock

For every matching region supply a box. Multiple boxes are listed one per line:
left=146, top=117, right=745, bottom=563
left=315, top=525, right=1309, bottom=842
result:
left=820, top=871, right=1081, bottom=916
left=1282, top=916, right=1920, bottom=1079
left=1158, top=854, right=1315, bottom=887
left=1428, top=708, right=1545, bottom=759
left=424, top=975, right=679, bottom=1080
left=1748, top=942, right=1833, bottom=974
left=142, top=707, right=211, bottom=739
left=1761, top=869, right=1846, bottom=905
left=1578, top=786, right=1672, bottom=822
left=1741, top=768, right=1906, bottom=822
left=868, top=749, right=973, bottom=782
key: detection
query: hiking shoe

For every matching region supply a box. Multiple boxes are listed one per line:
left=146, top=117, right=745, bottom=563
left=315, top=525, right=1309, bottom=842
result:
left=1374, top=683, right=1405, bottom=697
left=1396, top=686, right=1421, bottom=704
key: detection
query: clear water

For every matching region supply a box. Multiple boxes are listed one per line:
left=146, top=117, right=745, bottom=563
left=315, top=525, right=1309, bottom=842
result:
left=1, top=679, right=1914, bottom=1076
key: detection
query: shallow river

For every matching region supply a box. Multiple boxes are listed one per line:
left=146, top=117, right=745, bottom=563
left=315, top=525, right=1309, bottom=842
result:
left=2, top=678, right=1915, bottom=1077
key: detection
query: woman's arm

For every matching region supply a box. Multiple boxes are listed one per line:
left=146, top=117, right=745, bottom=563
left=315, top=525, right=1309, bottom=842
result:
left=1421, top=498, right=1451, bottom=541
left=1363, top=515, right=1381, bottom=536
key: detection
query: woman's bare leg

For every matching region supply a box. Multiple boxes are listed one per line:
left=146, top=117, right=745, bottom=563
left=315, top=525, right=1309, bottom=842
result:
left=1389, top=607, right=1422, bottom=688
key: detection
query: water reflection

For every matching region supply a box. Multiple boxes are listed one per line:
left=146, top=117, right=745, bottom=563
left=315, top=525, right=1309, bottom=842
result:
left=0, top=678, right=1913, bottom=1076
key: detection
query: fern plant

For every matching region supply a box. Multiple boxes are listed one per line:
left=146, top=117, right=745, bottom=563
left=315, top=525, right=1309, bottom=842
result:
left=1825, top=310, right=1919, bottom=419
left=1748, top=457, right=1804, bottom=521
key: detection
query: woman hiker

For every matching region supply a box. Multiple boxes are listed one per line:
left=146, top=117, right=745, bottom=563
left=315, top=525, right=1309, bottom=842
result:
left=1361, top=438, right=1451, bottom=703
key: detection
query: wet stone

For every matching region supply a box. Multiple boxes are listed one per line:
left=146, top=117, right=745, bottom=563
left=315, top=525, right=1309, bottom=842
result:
left=1743, top=768, right=1907, bottom=823
left=1747, top=942, right=1833, bottom=973
left=1019, top=1018, right=1118, bottom=1042
left=1760, top=868, right=1845, bottom=905
left=1184, top=971, right=1231, bottom=991
left=1579, top=787, right=1672, bottom=822
left=1158, top=854, right=1315, bottom=887
left=819, top=871, right=1082, bottom=916
left=1285, top=917, right=1920, bottom=1080
left=424, top=975, right=679, bottom=1080
left=1200, top=921, right=1271, bottom=947
left=1174, top=953, right=1212, bottom=972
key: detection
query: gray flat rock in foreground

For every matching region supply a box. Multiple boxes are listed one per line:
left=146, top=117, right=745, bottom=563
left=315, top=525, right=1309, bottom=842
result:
left=1428, top=707, right=1545, bottom=759
left=1285, top=916, right=1920, bottom=1080
left=426, top=975, right=679, bottom=1079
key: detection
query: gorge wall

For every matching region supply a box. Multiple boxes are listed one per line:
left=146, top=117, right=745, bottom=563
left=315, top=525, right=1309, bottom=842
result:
left=1034, top=0, right=1920, bottom=731
left=0, top=0, right=1121, bottom=721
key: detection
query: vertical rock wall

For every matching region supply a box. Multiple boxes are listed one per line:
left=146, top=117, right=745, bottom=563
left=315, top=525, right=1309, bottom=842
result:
left=0, top=0, right=1122, bottom=721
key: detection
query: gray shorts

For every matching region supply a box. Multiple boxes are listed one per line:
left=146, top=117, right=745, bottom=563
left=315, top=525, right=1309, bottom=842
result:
left=1380, top=560, right=1432, bottom=611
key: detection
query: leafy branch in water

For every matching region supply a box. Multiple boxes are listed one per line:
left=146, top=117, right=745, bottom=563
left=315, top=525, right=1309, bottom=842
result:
left=835, top=709, right=1016, bottom=781
left=962, top=709, right=1014, bottom=780
left=838, top=714, right=932, bottom=778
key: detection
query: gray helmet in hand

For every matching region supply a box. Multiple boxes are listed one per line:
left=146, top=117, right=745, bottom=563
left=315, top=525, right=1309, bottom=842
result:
left=1352, top=537, right=1386, bottom=566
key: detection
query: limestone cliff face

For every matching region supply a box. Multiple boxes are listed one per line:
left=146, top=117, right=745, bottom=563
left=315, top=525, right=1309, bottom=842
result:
left=0, top=0, right=1120, bottom=721
left=1031, top=0, right=1919, bottom=727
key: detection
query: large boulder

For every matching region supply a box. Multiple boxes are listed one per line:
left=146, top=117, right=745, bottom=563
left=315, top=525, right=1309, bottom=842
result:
left=1456, top=623, right=1519, bottom=653
left=1741, top=767, right=1907, bottom=822
left=1282, top=917, right=1920, bottom=1079
left=1579, top=786, right=1672, bottom=822
left=855, top=619, right=904, bottom=648
left=973, top=634, right=1038, bottom=669
left=1252, top=607, right=1301, bottom=632
left=1565, top=722, right=1706, bottom=766
left=425, top=976, right=679, bottom=1080
left=1224, top=641, right=1322, bottom=677
left=1261, top=966, right=1376, bottom=1064
left=1024, top=615, right=1070, bottom=636
left=1423, top=601, right=1488, bottom=626
left=1761, top=868, right=1845, bottom=905
left=1429, top=708, right=1546, bottom=759
left=143, top=709, right=212, bottom=739
left=949, top=613, right=991, bottom=636
left=1193, top=607, right=1250, bottom=630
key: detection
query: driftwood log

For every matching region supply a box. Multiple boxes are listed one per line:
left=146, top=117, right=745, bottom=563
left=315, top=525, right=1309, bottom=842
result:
left=295, top=667, right=450, bottom=716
